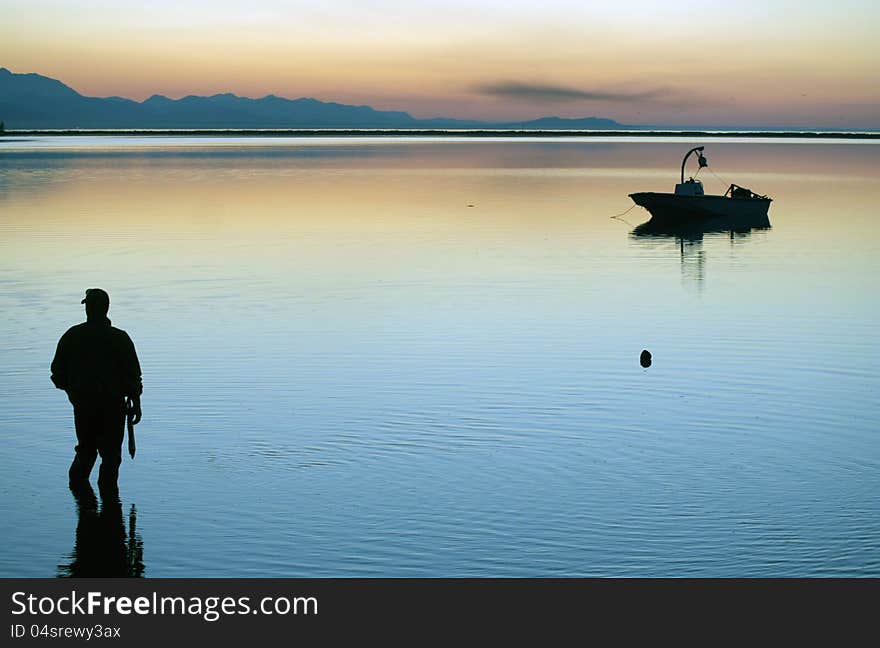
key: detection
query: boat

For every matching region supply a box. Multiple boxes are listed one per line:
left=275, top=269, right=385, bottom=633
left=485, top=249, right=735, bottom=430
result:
left=629, top=146, right=772, bottom=230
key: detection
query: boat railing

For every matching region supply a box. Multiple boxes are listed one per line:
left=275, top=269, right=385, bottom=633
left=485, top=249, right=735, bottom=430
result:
left=724, top=183, right=769, bottom=200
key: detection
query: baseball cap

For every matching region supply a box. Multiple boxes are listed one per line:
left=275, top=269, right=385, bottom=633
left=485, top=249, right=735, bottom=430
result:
left=81, top=288, right=110, bottom=309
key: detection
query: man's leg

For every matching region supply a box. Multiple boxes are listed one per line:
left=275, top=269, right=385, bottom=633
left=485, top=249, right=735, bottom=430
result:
left=70, top=403, right=99, bottom=485
left=96, top=400, right=125, bottom=494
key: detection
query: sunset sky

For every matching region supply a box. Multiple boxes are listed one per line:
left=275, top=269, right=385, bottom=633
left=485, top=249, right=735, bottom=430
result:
left=2, top=0, right=878, bottom=127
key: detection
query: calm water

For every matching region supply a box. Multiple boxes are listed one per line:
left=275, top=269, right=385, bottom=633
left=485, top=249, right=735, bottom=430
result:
left=0, top=136, right=877, bottom=576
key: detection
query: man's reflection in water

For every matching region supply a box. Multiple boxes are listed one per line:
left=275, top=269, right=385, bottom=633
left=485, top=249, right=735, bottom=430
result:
left=58, top=483, right=144, bottom=577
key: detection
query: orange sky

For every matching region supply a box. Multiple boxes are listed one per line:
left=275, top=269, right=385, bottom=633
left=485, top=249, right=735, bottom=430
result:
left=2, top=1, right=878, bottom=127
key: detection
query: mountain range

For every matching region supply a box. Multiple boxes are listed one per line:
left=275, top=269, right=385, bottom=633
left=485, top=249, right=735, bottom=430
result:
left=0, top=67, right=627, bottom=130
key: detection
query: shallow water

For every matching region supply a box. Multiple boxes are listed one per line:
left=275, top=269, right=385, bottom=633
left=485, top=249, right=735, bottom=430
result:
left=0, top=136, right=877, bottom=576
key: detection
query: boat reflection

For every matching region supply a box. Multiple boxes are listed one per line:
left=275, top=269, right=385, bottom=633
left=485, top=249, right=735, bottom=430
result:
left=629, top=213, right=771, bottom=287
left=57, top=483, right=145, bottom=577
left=630, top=212, right=771, bottom=241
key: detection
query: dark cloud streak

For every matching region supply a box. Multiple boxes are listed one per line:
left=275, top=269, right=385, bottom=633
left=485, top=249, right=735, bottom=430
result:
left=477, top=81, right=668, bottom=102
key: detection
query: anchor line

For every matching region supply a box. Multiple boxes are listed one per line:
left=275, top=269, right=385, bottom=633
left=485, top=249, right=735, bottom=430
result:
left=707, top=166, right=732, bottom=193
left=609, top=202, right=638, bottom=226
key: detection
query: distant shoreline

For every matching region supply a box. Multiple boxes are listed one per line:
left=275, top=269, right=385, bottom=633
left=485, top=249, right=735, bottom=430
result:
left=2, top=129, right=879, bottom=139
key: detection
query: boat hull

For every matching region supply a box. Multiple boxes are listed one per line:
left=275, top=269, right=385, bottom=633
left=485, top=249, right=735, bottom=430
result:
left=629, top=191, right=771, bottom=229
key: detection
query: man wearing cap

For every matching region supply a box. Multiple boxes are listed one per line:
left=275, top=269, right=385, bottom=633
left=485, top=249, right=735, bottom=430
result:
left=51, top=289, right=142, bottom=492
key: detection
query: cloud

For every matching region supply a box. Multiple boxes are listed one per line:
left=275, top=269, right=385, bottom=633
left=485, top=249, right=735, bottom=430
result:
left=476, top=81, right=668, bottom=102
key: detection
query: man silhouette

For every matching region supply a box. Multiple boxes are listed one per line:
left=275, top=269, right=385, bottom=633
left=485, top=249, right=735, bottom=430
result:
left=51, top=289, right=142, bottom=492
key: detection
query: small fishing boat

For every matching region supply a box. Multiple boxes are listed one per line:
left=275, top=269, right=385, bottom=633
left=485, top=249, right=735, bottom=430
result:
left=629, top=147, right=771, bottom=228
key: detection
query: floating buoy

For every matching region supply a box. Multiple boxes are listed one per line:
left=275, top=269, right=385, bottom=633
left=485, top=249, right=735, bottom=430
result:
left=640, top=350, right=652, bottom=368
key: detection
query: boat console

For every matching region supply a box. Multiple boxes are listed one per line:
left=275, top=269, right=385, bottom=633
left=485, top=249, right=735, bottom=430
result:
left=674, top=178, right=705, bottom=196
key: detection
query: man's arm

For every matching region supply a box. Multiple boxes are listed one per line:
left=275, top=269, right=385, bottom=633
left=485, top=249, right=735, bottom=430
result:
left=123, top=333, right=143, bottom=425
left=50, top=333, right=68, bottom=391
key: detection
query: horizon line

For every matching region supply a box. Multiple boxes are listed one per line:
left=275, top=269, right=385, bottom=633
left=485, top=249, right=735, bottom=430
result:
left=3, top=128, right=879, bottom=138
